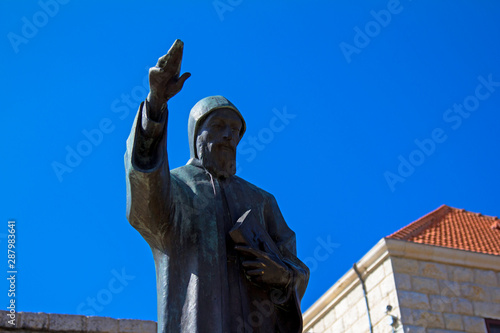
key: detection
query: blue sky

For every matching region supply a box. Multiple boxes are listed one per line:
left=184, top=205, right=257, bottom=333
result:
left=1, top=0, right=499, bottom=322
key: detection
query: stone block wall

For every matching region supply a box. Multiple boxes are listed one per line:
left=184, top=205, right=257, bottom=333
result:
left=305, top=257, right=401, bottom=333
left=0, top=311, right=156, bottom=333
left=392, top=257, right=500, bottom=333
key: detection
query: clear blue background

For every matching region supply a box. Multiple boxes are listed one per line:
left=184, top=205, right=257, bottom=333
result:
left=1, top=0, right=499, bottom=321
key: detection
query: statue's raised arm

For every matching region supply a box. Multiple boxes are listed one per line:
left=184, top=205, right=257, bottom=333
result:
left=124, top=40, right=190, bottom=249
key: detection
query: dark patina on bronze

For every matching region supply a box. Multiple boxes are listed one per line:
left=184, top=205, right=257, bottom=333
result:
left=125, top=40, right=309, bottom=333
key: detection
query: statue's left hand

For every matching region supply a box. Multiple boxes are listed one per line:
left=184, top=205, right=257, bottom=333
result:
left=235, top=246, right=292, bottom=287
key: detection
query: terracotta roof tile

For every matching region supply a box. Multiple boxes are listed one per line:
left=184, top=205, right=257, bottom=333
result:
left=387, top=205, right=500, bottom=256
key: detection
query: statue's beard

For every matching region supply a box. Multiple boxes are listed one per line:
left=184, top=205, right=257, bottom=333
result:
left=198, top=143, right=236, bottom=179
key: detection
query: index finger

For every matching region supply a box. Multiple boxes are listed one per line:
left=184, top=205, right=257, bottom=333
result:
left=156, top=39, right=184, bottom=76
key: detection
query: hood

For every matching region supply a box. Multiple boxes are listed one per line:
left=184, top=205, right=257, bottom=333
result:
left=188, top=95, right=246, bottom=159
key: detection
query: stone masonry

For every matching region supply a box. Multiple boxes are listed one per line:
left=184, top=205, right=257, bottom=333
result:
left=393, top=257, right=500, bottom=333
left=0, top=311, right=156, bottom=333
left=305, top=256, right=401, bottom=333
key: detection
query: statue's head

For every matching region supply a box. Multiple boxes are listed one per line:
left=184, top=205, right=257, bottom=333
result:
left=188, top=96, right=246, bottom=179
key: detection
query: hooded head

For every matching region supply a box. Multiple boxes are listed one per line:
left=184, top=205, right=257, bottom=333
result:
left=188, top=96, right=246, bottom=177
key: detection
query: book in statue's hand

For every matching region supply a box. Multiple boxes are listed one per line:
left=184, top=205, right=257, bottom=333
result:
left=229, top=209, right=283, bottom=260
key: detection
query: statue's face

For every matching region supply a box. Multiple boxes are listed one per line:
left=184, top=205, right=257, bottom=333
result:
left=196, top=108, right=243, bottom=179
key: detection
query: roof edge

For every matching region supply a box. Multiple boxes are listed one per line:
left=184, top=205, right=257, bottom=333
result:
left=385, top=238, right=500, bottom=268
left=387, top=204, right=451, bottom=240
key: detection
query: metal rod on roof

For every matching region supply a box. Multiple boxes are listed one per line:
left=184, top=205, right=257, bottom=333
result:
left=353, top=263, right=374, bottom=333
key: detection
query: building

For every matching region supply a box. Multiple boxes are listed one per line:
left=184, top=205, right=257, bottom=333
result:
left=302, top=205, right=500, bottom=333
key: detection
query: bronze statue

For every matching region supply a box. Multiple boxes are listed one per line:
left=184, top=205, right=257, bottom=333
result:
left=125, top=39, right=309, bottom=333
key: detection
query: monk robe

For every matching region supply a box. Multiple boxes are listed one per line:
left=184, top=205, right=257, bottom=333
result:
left=125, top=96, right=309, bottom=333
